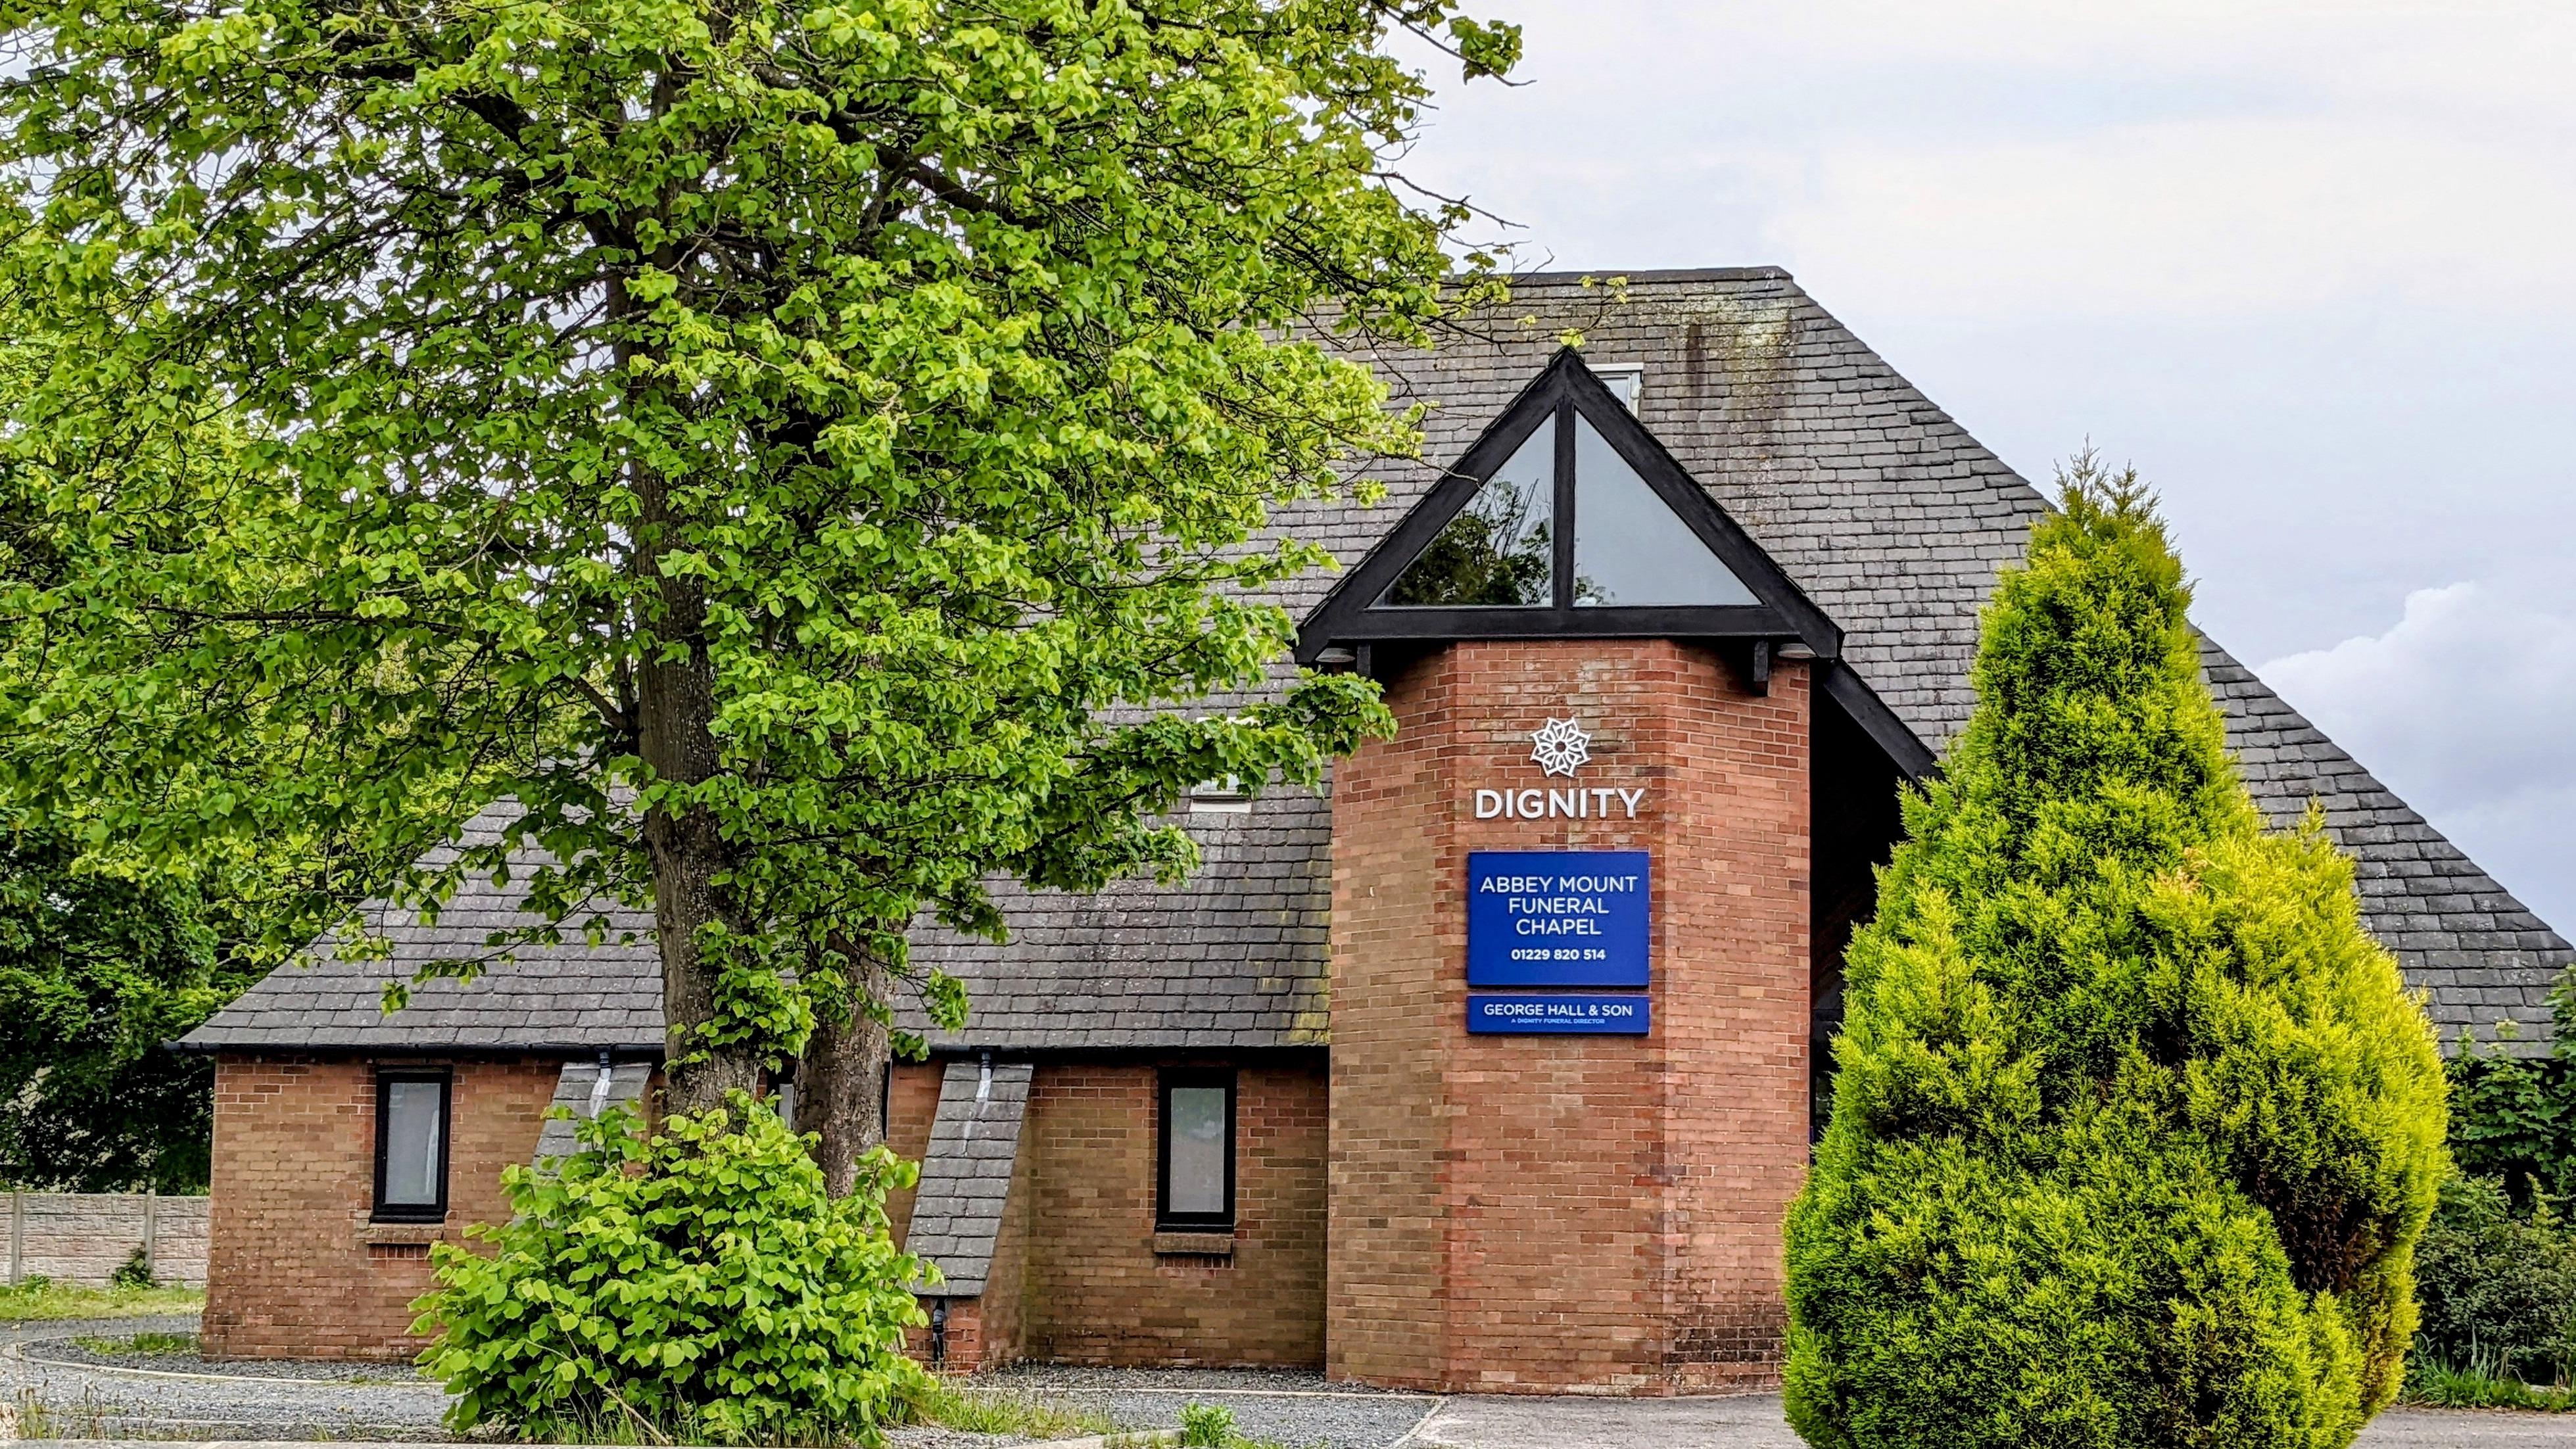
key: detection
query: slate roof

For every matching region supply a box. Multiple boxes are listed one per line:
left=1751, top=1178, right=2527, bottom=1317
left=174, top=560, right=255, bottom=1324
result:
left=531, top=1061, right=654, bottom=1162
left=903, top=788, right=1333, bottom=1051
left=179, top=809, right=663, bottom=1055
left=904, top=1060, right=1033, bottom=1297
left=185, top=268, right=2571, bottom=1058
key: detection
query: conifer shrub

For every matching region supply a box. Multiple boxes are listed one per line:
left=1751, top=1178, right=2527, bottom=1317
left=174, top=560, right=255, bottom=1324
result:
left=416, top=1094, right=929, bottom=1444
left=1784, top=461, right=2449, bottom=1449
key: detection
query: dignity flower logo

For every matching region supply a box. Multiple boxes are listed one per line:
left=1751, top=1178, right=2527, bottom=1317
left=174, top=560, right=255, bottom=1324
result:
left=1473, top=717, right=1639, bottom=819
left=1529, top=717, right=1592, bottom=778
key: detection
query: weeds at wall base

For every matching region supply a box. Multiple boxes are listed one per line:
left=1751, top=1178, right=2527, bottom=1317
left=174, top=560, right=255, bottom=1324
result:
left=2406, top=1357, right=2576, bottom=1412
left=477, top=1378, right=1133, bottom=1446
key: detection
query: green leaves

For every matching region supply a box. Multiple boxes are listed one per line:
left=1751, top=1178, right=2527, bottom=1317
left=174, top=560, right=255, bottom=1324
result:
left=0, top=0, right=1508, bottom=1080
left=1446, top=16, right=1523, bottom=81
left=1786, top=456, right=2449, bottom=1448
left=417, top=1095, right=930, bottom=1441
left=0, top=830, right=240, bottom=1191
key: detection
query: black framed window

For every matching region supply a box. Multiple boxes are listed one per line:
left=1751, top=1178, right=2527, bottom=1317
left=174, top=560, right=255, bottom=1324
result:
left=1156, top=1068, right=1236, bottom=1231
left=1383, top=416, right=1556, bottom=607
left=1295, top=350, right=1852, bottom=679
left=1377, top=394, right=1755, bottom=613
left=1569, top=412, right=1756, bottom=607
left=373, top=1067, right=452, bottom=1223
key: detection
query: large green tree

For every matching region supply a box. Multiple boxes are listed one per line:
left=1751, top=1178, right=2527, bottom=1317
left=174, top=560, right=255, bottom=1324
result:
left=0, top=304, right=409, bottom=1189
left=1784, top=462, right=2448, bottom=1448
left=0, top=830, right=253, bottom=1191
left=0, top=0, right=1518, bottom=1171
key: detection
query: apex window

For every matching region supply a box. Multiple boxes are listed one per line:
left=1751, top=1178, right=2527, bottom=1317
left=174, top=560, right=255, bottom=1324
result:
left=1375, top=382, right=1756, bottom=612
left=373, top=1068, right=451, bottom=1223
left=1157, top=1069, right=1236, bottom=1231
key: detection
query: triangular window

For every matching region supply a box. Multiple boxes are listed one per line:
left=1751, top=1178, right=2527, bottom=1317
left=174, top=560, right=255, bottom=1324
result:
left=1298, top=350, right=1847, bottom=698
left=1375, top=386, right=1755, bottom=611
left=1383, top=417, right=1556, bottom=607
left=1571, top=414, right=1755, bottom=607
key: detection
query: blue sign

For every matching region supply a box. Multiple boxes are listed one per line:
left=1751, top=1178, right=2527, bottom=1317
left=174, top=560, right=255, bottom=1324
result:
left=1467, top=993, right=1651, bottom=1035
left=1465, top=850, right=1650, bottom=987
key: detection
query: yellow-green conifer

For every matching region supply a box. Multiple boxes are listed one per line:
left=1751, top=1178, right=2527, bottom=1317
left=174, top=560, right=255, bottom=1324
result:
left=1784, top=459, right=2448, bottom=1448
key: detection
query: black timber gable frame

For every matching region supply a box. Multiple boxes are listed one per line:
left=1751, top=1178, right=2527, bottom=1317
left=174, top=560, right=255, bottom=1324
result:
left=1298, top=348, right=1935, bottom=777
left=1299, top=348, right=1839, bottom=661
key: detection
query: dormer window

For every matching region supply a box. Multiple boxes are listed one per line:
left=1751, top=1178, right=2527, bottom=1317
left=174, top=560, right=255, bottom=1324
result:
left=1189, top=777, right=1254, bottom=814
left=1369, top=358, right=1761, bottom=615
left=1591, top=364, right=1642, bottom=410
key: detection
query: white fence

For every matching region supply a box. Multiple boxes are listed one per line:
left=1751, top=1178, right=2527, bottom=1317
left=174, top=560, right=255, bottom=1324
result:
left=3, top=1192, right=208, bottom=1289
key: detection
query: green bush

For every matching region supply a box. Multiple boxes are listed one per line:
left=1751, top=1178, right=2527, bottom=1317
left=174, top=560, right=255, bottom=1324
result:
left=415, top=1093, right=930, bottom=1444
left=2412, top=1174, right=2576, bottom=1387
left=2448, top=1038, right=2576, bottom=1209
left=1783, top=462, right=2450, bottom=1449
left=1180, top=1402, right=1238, bottom=1447
left=110, top=1245, right=153, bottom=1289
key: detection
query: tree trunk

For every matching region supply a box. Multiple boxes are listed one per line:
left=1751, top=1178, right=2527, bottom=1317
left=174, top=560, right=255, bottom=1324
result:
left=628, top=408, right=760, bottom=1116
left=798, top=941, right=892, bottom=1197
left=610, top=82, right=759, bottom=1121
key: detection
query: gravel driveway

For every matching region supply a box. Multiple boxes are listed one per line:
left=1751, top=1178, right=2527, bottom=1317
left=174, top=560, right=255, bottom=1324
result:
left=8, top=1320, right=2576, bottom=1447
left=0, top=1316, right=448, bottom=1440
left=986, top=1364, right=1437, bottom=1447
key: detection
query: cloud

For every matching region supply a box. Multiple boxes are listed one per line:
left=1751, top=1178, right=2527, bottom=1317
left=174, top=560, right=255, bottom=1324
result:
left=1392, top=2, right=2576, bottom=931
left=2258, top=582, right=2576, bottom=930
left=1763, top=116, right=2576, bottom=322
left=1404, top=1, right=2576, bottom=321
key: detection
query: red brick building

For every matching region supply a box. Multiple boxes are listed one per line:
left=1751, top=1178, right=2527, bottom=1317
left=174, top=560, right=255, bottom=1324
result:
left=180, top=270, right=2571, bottom=1389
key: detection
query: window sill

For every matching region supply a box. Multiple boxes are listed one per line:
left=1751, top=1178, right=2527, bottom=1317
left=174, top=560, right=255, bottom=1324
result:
left=362, top=1213, right=447, bottom=1234
left=1152, top=1230, right=1236, bottom=1258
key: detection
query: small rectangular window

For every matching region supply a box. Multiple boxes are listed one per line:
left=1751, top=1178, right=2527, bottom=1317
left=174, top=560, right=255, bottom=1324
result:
left=373, top=1068, right=451, bottom=1223
left=1592, top=364, right=1643, bottom=411
left=1157, top=1069, right=1235, bottom=1231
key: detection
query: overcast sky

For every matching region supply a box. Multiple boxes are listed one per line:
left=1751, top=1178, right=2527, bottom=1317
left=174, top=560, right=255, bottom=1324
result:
left=1396, top=0, right=2576, bottom=930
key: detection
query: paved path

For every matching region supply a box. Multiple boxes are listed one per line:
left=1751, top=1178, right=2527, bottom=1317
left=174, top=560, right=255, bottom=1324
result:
left=1406, top=1393, right=1801, bottom=1448
left=1403, top=1393, right=2576, bottom=1448
left=2363, top=1409, right=2576, bottom=1446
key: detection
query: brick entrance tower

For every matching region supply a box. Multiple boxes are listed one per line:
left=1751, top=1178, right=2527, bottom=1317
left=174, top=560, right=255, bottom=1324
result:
left=1325, top=638, right=1811, bottom=1393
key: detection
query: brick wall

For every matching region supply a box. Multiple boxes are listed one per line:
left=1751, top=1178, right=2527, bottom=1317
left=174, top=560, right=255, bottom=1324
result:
left=1328, top=640, right=1811, bottom=1392
left=995, top=1057, right=1328, bottom=1367
left=203, top=1056, right=562, bottom=1361
left=884, top=1060, right=943, bottom=1245
left=1, top=1193, right=208, bottom=1288
left=974, top=1117, right=1035, bottom=1367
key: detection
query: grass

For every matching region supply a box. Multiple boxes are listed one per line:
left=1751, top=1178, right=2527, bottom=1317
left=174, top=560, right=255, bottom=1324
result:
left=8, top=1383, right=183, bottom=1441
left=2404, top=1356, right=2576, bottom=1412
left=894, top=1377, right=1127, bottom=1439
left=474, top=1375, right=1145, bottom=1446
left=67, top=1329, right=199, bottom=1356
left=0, top=1277, right=203, bottom=1323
